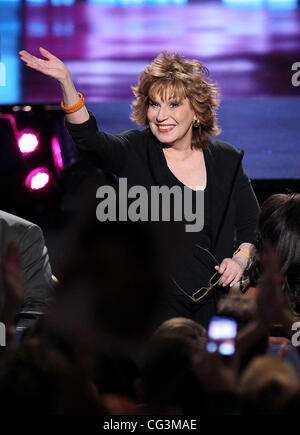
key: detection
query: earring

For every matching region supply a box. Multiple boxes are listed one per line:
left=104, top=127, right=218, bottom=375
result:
left=193, top=119, right=201, bottom=128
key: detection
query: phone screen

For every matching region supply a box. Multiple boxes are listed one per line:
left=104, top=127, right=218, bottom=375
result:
left=207, top=316, right=237, bottom=356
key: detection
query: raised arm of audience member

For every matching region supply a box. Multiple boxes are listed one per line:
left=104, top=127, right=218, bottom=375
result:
left=257, top=241, right=300, bottom=342
left=192, top=350, right=240, bottom=414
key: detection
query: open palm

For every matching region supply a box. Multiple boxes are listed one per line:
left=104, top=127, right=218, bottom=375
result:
left=19, top=46, right=70, bottom=83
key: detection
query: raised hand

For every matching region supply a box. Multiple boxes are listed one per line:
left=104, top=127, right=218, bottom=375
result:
left=193, top=349, right=239, bottom=394
left=256, top=240, right=286, bottom=325
left=19, top=47, right=70, bottom=84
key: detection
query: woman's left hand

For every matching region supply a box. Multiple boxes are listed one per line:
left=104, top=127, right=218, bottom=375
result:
left=214, top=258, right=244, bottom=288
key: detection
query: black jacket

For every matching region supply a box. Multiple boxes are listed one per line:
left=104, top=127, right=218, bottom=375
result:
left=66, top=111, right=259, bottom=265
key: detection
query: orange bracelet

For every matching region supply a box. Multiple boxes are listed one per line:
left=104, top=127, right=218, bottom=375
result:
left=233, top=248, right=251, bottom=259
left=61, top=92, right=85, bottom=114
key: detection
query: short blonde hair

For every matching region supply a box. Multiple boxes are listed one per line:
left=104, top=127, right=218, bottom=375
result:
left=130, top=51, right=221, bottom=149
left=240, top=356, right=300, bottom=414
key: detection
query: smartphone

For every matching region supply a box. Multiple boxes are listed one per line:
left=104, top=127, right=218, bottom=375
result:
left=206, top=316, right=237, bottom=356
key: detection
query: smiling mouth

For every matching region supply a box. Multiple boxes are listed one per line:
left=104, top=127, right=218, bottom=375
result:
left=156, top=124, right=176, bottom=133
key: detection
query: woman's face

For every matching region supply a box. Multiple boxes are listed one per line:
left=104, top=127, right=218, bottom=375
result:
left=147, top=88, right=196, bottom=148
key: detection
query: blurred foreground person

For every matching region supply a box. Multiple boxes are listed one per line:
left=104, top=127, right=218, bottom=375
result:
left=234, top=193, right=300, bottom=313
left=152, top=316, right=208, bottom=349
left=0, top=210, right=53, bottom=329
left=27, top=184, right=172, bottom=362
left=240, top=356, right=300, bottom=415
left=0, top=341, right=105, bottom=414
left=230, top=193, right=300, bottom=372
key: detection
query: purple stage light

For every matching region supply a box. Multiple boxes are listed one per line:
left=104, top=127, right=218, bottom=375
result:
left=25, top=167, right=50, bottom=191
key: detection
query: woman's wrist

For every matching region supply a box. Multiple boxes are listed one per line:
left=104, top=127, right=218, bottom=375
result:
left=59, top=74, right=80, bottom=106
left=59, top=75, right=90, bottom=123
left=232, top=252, right=248, bottom=271
left=232, top=243, right=255, bottom=271
left=58, top=70, right=73, bottom=87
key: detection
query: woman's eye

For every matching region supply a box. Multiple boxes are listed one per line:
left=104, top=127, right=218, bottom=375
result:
left=149, top=100, right=158, bottom=107
left=170, top=102, right=179, bottom=108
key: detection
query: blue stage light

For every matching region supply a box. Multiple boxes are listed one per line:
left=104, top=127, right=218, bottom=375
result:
left=51, top=0, right=75, bottom=5
left=222, top=0, right=263, bottom=5
left=26, top=0, right=48, bottom=4
left=0, top=1, right=21, bottom=103
left=88, top=0, right=187, bottom=4
left=223, top=0, right=297, bottom=8
left=266, top=0, right=297, bottom=9
left=27, top=22, right=48, bottom=36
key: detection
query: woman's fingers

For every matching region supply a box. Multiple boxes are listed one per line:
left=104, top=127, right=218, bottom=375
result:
left=216, top=259, right=230, bottom=277
left=19, top=50, right=57, bottom=77
left=19, top=50, right=41, bottom=63
left=221, top=273, right=241, bottom=287
left=216, top=258, right=243, bottom=287
left=19, top=48, right=69, bottom=82
left=20, top=48, right=57, bottom=63
left=229, top=275, right=242, bottom=288
left=39, top=46, right=56, bottom=60
left=25, top=62, right=46, bottom=74
left=19, top=49, right=51, bottom=68
left=219, top=272, right=234, bottom=287
left=24, top=58, right=46, bottom=72
left=216, top=261, right=227, bottom=275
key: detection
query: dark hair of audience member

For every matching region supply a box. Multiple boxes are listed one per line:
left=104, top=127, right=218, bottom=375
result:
left=0, top=341, right=105, bottom=414
left=279, top=389, right=300, bottom=414
left=86, top=342, right=140, bottom=403
left=247, top=193, right=300, bottom=313
left=139, top=336, right=205, bottom=414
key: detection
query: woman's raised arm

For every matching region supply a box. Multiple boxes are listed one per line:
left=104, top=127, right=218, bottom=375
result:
left=19, top=47, right=89, bottom=124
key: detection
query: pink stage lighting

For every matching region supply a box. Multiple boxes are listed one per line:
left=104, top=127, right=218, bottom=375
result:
left=18, top=129, right=39, bottom=155
left=51, top=136, right=64, bottom=171
left=25, top=167, right=50, bottom=191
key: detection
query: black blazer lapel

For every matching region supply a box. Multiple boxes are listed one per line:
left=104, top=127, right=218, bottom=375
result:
left=204, top=143, right=244, bottom=255
left=146, top=129, right=175, bottom=187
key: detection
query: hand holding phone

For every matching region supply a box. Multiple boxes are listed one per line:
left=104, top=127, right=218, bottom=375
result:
left=207, top=316, right=237, bottom=356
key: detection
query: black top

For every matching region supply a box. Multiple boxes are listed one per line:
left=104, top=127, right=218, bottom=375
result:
left=165, top=159, right=213, bottom=299
left=65, top=112, right=260, bottom=317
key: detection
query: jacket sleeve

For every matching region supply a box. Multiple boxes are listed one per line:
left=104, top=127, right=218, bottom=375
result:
left=18, top=223, right=53, bottom=313
left=233, top=163, right=260, bottom=247
left=65, top=111, right=133, bottom=175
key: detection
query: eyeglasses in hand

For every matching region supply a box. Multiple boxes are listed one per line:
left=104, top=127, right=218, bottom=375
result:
left=171, top=245, right=222, bottom=302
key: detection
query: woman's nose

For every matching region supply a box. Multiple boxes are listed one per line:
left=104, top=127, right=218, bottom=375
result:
left=156, top=106, right=169, bottom=122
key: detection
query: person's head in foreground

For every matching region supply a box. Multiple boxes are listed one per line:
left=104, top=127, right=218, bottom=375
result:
left=139, top=336, right=204, bottom=414
left=152, top=316, right=208, bottom=350
left=131, top=51, right=221, bottom=150
left=249, top=193, right=300, bottom=313
left=240, top=355, right=300, bottom=414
